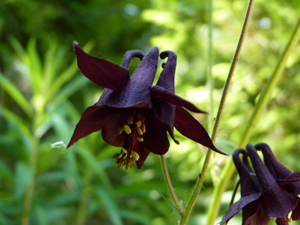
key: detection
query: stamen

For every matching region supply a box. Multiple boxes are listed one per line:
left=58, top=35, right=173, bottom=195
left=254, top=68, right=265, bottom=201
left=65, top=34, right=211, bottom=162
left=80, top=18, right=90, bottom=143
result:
left=137, top=137, right=144, bottom=142
left=136, top=127, right=143, bottom=135
left=121, top=147, right=127, bottom=154
left=123, top=124, right=132, bottom=134
left=136, top=120, right=142, bottom=127
left=127, top=116, right=134, bottom=124
left=132, top=151, right=140, bottom=161
left=141, top=124, right=146, bottom=133
left=118, top=127, right=123, bottom=135
left=288, top=211, right=293, bottom=222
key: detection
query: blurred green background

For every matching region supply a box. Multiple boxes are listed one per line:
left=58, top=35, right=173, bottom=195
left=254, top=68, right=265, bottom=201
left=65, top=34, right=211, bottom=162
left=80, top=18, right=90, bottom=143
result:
left=1, top=0, right=300, bottom=224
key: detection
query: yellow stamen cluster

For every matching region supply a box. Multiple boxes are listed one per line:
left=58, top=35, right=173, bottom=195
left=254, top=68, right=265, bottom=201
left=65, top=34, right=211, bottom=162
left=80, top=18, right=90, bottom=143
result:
left=113, top=116, right=146, bottom=169
left=113, top=148, right=140, bottom=170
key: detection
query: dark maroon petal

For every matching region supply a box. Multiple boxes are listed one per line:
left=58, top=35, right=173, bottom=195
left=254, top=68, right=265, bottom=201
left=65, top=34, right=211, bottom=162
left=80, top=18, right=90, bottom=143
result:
left=101, top=111, right=132, bottom=147
left=174, top=106, right=226, bottom=155
left=151, top=99, right=178, bottom=144
left=143, top=115, right=170, bottom=155
left=246, top=144, right=298, bottom=218
left=151, top=85, right=207, bottom=113
left=121, top=50, right=145, bottom=68
left=255, top=143, right=292, bottom=180
left=74, top=42, right=130, bottom=92
left=134, top=142, right=151, bottom=170
left=157, top=50, right=177, bottom=92
left=279, top=171, right=300, bottom=183
left=104, top=46, right=159, bottom=109
left=244, top=204, right=271, bottom=225
left=219, top=193, right=262, bottom=224
left=67, top=106, right=117, bottom=148
left=292, top=202, right=300, bottom=220
left=275, top=217, right=289, bottom=225
left=233, top=149, right=261, bottom=197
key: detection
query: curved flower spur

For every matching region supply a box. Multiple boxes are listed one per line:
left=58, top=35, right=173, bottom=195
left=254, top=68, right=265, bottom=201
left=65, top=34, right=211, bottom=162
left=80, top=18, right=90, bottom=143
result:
left=67, top=42, right=225, bottom=170
left=255, top=143, right=300, bottom=222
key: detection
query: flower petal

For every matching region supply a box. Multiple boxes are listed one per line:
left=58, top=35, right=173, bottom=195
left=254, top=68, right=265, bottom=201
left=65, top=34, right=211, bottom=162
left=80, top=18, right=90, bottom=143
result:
left=233, top=149, right=261, bottom=197
left=151, top=85, right=207, bottom=113
left=121, top=50, right=145, bottom=68
left=104, top=46, right=159, bottom=109
left=255, top=143, right=292, bottom=180
left=67, top=105, right=117, bottom=148
left=244, top=203, right=271, bottom=225
left=219, top=193, right=262, bottom=224
left=101, top=111, right=132, bottom=147
left=157, top=50, right=177, bottom=92
left=74, top=42, right=130, bottom=92
left=143, top=115, right=170, bottom=155
left=246, top=144, right=298, bottom=218
left=292, top=202, right=300, bottom=220
left=151, top=99, right=178, bottom=144
left=174, top=106, right=226, bottom=155
left=134, top=142, right=151, bottom=170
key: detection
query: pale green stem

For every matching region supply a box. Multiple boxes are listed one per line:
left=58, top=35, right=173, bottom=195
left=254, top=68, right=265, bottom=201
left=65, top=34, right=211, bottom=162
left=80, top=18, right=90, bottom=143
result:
left=206, top=18, right=300, bottom=225
left=207, top=0, right=214, bottom=133
left=76, top=168, right=92, bottom=225
left=160, top=155, right=184, bottom=215
left=21, top=131, right=40, bottom=225
left=180, top=0, right=256, bottom=224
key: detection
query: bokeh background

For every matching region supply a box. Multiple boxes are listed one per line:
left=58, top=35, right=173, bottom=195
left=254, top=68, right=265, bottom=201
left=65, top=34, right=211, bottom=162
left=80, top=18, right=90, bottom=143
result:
left=1, top=0, right=300, bottom=224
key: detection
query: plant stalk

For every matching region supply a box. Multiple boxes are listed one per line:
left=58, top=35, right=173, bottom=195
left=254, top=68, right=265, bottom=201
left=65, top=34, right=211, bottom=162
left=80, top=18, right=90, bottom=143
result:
left=160, top=155, right=184, bottom=215
left=206, top=17, right=300, bottom=225
left=180, top=0, right=256, bottom=224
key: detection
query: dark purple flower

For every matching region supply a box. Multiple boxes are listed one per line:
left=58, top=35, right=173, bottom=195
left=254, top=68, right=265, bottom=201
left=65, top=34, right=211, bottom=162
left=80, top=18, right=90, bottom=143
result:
left=67, top=42, right=225, bottom=169
left=221, top=144, right=298, bottom=225
left=255, top=143, right=300, bottom=222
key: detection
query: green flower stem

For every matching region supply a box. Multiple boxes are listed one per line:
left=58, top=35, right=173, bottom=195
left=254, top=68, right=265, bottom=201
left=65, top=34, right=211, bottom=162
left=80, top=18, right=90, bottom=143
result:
left=206, top=18, right=300, bottom=225
left=160, top=155, right=184, bottom=215
left=207, top=0, right=214, bottom=133
left=180, top=0, right=256, bottom=224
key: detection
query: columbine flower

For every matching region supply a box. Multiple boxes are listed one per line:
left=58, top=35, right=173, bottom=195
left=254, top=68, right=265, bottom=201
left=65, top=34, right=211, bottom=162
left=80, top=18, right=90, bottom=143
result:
left=67, top=42, right=224, bottom=169
left=220, top=148, right=263, bottom=225
left=221, top=144, right=298, bottom=225
left=255, top=143, right=300, bottom=222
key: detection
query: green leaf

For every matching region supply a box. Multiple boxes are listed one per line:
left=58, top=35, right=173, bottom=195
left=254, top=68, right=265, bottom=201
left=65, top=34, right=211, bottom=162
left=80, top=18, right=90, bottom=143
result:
left=0, top=160, right=14, bottom=185
left=14, top=162, right=33, bottom=201
left=47, top=40, right=95, bottom=103
left=0, top=107, right=32, bottom=140
left=95, top=188, right=122, bottom=225
left=51, top=75, right=89, bottom=110
left=0, top=73, right=33, bottom=118
left=26, top=38, right=43, bottom=96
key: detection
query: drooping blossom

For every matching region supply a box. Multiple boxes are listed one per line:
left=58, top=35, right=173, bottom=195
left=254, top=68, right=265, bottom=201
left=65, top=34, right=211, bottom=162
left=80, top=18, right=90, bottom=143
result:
left=67, top=42, right=225, bottom=169
left=255, top=143, right=300, bottom=222
left=221, top=144, right=298, bottom=225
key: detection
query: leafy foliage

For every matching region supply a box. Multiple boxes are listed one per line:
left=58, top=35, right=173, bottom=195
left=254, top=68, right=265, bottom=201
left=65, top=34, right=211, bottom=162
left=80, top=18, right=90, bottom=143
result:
left=0, top=0, right=300, bottom=224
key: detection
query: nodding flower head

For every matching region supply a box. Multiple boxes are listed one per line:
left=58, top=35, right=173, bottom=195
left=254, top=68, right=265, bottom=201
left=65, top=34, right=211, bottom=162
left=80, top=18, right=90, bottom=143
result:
left=67, top=43, right=225, bottom=170
left=221, top=144, right=299, bottom=225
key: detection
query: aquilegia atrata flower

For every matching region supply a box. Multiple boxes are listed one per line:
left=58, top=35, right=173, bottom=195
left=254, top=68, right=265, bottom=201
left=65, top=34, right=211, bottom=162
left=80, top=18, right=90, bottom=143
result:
left=67, top=42, right=225, bottom=169
left=221, top=144, right=299, bottom=225
left=255, top=143, right=300, bottom=222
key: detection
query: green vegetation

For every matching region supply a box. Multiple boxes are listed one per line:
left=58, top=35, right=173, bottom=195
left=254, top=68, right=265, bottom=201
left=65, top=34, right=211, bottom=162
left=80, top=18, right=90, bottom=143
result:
left=1, top=0, right=300, bottom=224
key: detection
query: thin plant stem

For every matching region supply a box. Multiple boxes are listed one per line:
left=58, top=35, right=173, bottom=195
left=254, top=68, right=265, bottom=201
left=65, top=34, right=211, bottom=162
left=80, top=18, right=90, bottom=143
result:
left=221, top=179, right=240, bottom=225
left=21, top=133, right=40, bottom=225
left=206, top=18, right=300, bottom=225
left=207, top=0, right=214, bottom=133
left=180, top=0, right=256, bottom=224
left=160, top=155, right=184, bottom=215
